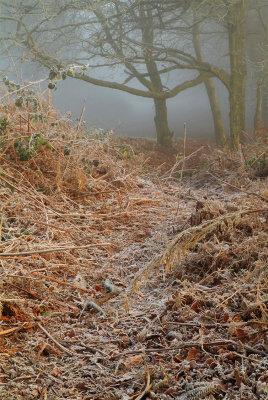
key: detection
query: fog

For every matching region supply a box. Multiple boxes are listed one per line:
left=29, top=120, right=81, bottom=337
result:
left=0, top=59, right=228, bottom=139
left=52, top=75, right=231, bottom=140
left=4, top=63, right=254, bottom=141
left=2, top=60, right=229, bottom=140
left=51, top=71, right=261, bottom=140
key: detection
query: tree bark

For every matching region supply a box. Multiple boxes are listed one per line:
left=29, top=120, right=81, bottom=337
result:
left=193, top=11, right=226, bottom=147
left=255, top=0, right=268, bottom=130
left=204, top=80, right=226, bottom=146
left=140, top=5, right=174, bottom=147
left=254, top=70, right=268, bottom=130
left=227, top=0, right=248, bottom=149
left=261, top=81, right=268, bottom=127
left=153, top=98, right=173, bottom=147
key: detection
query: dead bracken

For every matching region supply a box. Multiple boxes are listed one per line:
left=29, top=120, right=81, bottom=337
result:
left=0, top=90, right=267, bottom=400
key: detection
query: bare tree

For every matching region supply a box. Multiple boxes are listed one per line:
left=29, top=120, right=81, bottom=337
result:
left=0, top=0, right=258, bottom=149
left=135, top=0, right=248, bottom=148
left=172, top=0, right=248, bottom=148
left=0, top=0, right=211, bottom=147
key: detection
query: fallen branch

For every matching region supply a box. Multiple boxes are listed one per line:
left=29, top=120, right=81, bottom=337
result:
left=82, top=279, right=120, bottom=314
left=84, top=301, right=105, bottom=315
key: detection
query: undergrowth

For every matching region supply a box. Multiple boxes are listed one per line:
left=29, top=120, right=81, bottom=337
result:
left=0, top=81, right=267, bottom=400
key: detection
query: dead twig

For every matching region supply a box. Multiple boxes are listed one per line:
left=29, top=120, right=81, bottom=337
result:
left=127, top=198, right=163, bottom=207
left=180, top=122, right=187, bottom=184
left=30, top=271, right=95, bottom=294
left=0, top=323, right=34, bottom=336
left=74, top=189, right=119, bottom=199
left=249, top=150, right=267, bottom=167
left=110, top=339, right=267, bottom=359
left=0, top=242, right=111, bottom=257
left=135, top=368, right=152, bottom=400
left=0, top=78, right=47, bottom=100
left=162, top=145, right=205, bottom=179
left=37, top=322, right=75, bottom=356
left=76, top=99, right=86, bottom=132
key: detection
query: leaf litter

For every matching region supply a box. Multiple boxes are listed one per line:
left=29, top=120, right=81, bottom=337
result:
left=0, top=89, right=267, bottom=399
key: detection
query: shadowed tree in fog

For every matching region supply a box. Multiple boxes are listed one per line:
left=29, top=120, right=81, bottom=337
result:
left=157, top=0, right=248, bottom=148
left=192, top=10, right=226, bottom=147
left=247, top=0, right=268, bottom=131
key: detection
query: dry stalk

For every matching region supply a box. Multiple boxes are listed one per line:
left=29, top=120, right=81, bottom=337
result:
left=180, top=122, right=187, bottom=185
left=163, top=146, right=204, bottom=180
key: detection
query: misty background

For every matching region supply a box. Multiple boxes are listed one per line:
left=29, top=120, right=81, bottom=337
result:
left=2, top=60, right=256, bottom=140
left=51, top=68, right=257, bottom=139
left=16, top=58, right=256, bottom=141
left=0, top=0, right=265, bottom=143
left=52, top=75, right=230, bottom=139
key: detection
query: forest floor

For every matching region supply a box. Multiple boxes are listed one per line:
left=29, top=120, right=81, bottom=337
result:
left=0, top=100, right=267, bottom=400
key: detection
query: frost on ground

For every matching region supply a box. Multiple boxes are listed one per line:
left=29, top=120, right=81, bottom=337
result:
left=0, top=99, right=267, bottom=399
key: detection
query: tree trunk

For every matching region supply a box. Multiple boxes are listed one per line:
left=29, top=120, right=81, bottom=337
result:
left=228, top=1, right=248, bottom=149
left=254, top=71, right=268, bottom=130
left=205, top=80, right=226, bottom=146
left=254, top=83, right=262, bottom=131
left=140, top=5, right=173, bottom=147
left=257, top=0, right=268, bottom=129
left=261, top=81, right=268, bottom=127
left=193, top=11, right=226, bottom=147
left=153, top=98, right=173, bottom=147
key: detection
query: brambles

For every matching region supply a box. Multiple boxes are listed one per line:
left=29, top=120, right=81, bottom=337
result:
left=247, top=152, right=268, bottom=177
left=248, top=153, right=266, bottom=168
left=3, top=76, right=48, bottom=123
left=30, top=112, right=47, bottom=123
left=14, top=134, right=51, bottom=161
left=48, top=82, right=56, bottom=90
left=0, top=116, right=13, bottom=135
left=0, top=78, right=51, bottom=159
left=15, top=97, right=23, bottom=108
left=47, top=65, right=88, bottom=90
left=47, top=67, right=63, bottom=90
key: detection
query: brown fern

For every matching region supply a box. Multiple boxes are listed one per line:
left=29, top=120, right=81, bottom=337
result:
left=176, top=382, right=219, bottom=400
left=131, top=209, right=264, bottom=293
